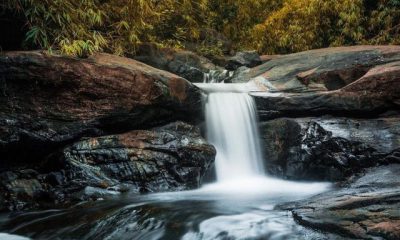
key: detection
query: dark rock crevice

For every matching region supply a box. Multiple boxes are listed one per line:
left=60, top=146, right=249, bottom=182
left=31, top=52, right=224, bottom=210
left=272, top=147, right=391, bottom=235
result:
left=0, top=121, right=216, bottom=211
left=260, top=117, right=400, bottom=181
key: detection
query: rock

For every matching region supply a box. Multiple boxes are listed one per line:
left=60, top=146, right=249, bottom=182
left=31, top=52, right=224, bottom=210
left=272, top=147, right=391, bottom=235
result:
left=0, top=233, right=31, bottom=240
left=0, top=171, right=46, bottom=210
left=341, top=61, right=400, bottom=100
left=61, top=121, right=216, bottom=193
left=242, top=46, right=400, bottom=92
left=254, top=91, right=400, bottom=121
left=252, top=47, right=400, bottom=122
left=260, top=117, right=400, bottom=181
left=227, top=66, right=251, bottom=83
left=0, top=122, right=215, bottom=211
left=277, top=164, right=400, bottom=239
left=225, top=51, right=262, bottom=71
left=259, top=55, right=281, bottom=63
left=0, top=51, right=203, bottom=169
left=133, top=43, right=227, bottom=83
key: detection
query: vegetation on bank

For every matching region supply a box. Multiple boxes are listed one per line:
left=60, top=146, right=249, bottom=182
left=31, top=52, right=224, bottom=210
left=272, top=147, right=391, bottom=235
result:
left=1, top=0, right=400, bottom=57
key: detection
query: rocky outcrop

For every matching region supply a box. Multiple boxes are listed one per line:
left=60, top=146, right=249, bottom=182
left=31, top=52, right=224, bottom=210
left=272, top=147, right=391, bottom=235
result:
left=133, top=43, right=230, bottom=83
left=0, top=51, right=204, bottom=169
left=224, top=51, right=262, bottom=71
left=254, top=92, right=399, bottom=121
left=261, top=117, right=400, bottom=181
left=0, top=51, right=216, bottom=211
left=0, top=122, right=215, bottom=211
left=253, top=61, right=400, bottom=120
left=254, top=46, right=400, bottom=182
left=253, top=46, right=400, bottom=237
left=240, top=45, right=400, bottom=92
left=277, top=164, right=400, bottom=239
left=341, top=61, right=400, bottom=100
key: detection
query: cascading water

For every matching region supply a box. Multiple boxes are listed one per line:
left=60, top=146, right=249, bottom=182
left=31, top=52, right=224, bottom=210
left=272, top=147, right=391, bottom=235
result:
left=197, top=83, right=331, bottom=197
left=205, top=92, right=264, bottom=181
left=1, top=83, right=333, bottom=240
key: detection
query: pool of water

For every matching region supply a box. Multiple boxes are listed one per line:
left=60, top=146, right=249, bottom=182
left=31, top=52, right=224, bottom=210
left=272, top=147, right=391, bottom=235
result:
left=0, top=177, right=336, bottom=240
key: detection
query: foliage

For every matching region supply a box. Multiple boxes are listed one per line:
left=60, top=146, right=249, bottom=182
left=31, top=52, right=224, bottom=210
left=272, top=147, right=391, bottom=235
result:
left=1, top=0, right=400, bottom=56
left=2, top=0, right=207, bottom=57
left=365, top=0, right=400, bottom=45
left=207, top=0, right=284, bottom=50
left=251, top=0, right=364, bottom=54
left=252, top=0, right=400, bottom=54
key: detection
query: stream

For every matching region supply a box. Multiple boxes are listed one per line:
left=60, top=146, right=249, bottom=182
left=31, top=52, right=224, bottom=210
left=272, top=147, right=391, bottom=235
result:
left=0, top=85, right=334, bottom=240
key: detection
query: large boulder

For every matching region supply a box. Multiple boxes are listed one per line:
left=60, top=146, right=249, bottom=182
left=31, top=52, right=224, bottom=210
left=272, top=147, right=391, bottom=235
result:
left=0, top=122, right=216, bottom=211
left=261, top=117, right=400, bottom=181
left=224, top=51, right=262, bottom=71
left=254, top=91, right=399, bottom=121
left=277, top=164, right=400, bottom=239
left=241, top=46, right=400, bottom=92
left=133, top=44, right=230, bottom=83
left=341, top=61, right=400, bottom=101
left=0, top=51, right=204, bottom=169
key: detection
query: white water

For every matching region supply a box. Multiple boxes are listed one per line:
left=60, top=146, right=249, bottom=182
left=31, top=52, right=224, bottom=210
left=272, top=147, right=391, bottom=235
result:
left=201, top=84, right=331, bottom=195
left=0, top=84, right=333, bottom=240
left=206, top=92, right=264, bottom=181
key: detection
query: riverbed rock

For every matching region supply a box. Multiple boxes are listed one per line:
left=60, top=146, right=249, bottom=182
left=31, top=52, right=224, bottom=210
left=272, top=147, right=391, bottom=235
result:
left=225, top=51, right=262, bottom=71
left=242, top=45, right=400, bottom=92
left=277, top=164, right=400, bottom=239
left=341, top=61, right=400, bottom=100
left=252, top=47, right=400, bottom=119
left=61, top=121, right=216, bottom=193
left=0, top=122, right=216, bottom=211
left=133, top=43, right=229, bottom=83
left=260, top=117, right=400, bottom=181
left=0, top=51, right=203, bottom=170
left=254, top=91, right=399, bottom=121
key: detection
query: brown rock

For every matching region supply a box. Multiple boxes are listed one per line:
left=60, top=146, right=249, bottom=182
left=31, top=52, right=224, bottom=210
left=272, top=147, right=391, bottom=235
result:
left=133, top=43, right=224, bottom=83
left=277, top=164, right=400, bottom=239
left=240, top=45, right=400, bottom=92
left=0, top=51, right=203, bottom=169
left=341, top=61, right=400, bottom=100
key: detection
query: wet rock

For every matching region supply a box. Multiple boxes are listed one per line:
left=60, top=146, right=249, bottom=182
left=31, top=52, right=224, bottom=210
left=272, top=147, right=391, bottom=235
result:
left=277, top=164, right=400, bottom=239
left=227, top=66, right=251, bottom=83
left=61, top=121, right=216, bottom=193
left=254, top=91, right=400, bottom=121
left=0, top=171, right=45, bottom=210
left=242, top=46, right=400, bottom=92
left=76, top=186, right=121, bottom=200
left=133, top=43, right=226, bottom=83
left=0, top=51, right=203, bottom=170
left=0, top=233, right=30, bottom=240
left=0, top=122, right=216, bottom=211
left=260, top=117, right=400, bottom=181
left=225, top=51, right=262, bottom=71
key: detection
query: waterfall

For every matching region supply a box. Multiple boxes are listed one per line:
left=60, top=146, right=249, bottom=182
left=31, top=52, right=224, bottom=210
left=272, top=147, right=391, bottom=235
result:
left=197, top=83, right=330, bottom=196
left=205, top=92, right=264, bottom=182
